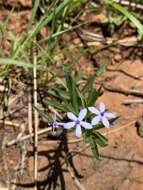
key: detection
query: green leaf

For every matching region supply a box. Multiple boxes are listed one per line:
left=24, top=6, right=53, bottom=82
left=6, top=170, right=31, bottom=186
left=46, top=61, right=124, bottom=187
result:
left=84, top=130, right=108, bottom=159
left=94, top=132, right=108, bottom=147
left=82, top=63, right=108, bottom=94
left=86, top=89, right=98, bottom=107
left=65, top=73, right=79, bottom=113
left=43, top=98, right=68, bottom=112
left=84, top=130, right=100, bottom=159
left=82, top=74, right=96, bottom=94
left=64, top=102, right=77, bottom=114
left=47, top=88, right=70, bottom=100
left=0, top=58, right=33, bottom=69
left=96, top=63, right=108, bottom=77
left=90, top=138, right=100, bottom=159
left=33, top=106, right=52, bottom=121
left=28, top=0, right=40, bottom=28
left=76, top=87, right=86, bottom=108
left=56, top=77, right=68, bottom=90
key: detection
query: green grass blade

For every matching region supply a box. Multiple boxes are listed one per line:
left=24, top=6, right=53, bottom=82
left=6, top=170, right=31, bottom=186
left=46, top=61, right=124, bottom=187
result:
left=0, top=58, right=33, bottom=68
left=28, top=0, right=40, bottom=28
left=13, top=0, right=86, bottom=58
left=104, top=0, right=143, bottom=36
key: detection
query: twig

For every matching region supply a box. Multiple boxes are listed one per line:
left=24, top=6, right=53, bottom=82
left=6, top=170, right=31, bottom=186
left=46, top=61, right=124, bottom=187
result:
left=6, top=127, right=52, bottom=147
left=11, top=142, right=28, bottom=190
left=123, top=99, right=143, bottom=105
left=103, top=84, right=143, bottom=97
left=107, top=68, right=143, bottom=81
left=1, top=136, right=10, bottom=189
left=113, top=0, right=143, bottom=10
left=15, top=124, right=26, bottom=142
left=0, top=120, right=19, bottom=127
left=67, top=164, right=86, bottom=190
left=28, top=88, right=33, bottom=142
left=33, top=50, right=38, bottom=190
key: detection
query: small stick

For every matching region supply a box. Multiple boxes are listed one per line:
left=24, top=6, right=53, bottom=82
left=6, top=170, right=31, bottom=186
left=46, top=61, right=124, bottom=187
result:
left=107, top=68, right=143, bottom=81
left=28, top=89, right=33, bottom=141
left=1, top=136, right=10, bottom=189
left=103, top=84, right=143, bottom=97
left=123, top=99, right=143, bottom=105
left=67, top=164, right=86, bottom=190
left=15, top=124, right=26, bottom=142
left=0, top=120, right=19, bottom=127
left=113, top=0, right=143, bottom=10
left=33, top=50, right=38, bottom=190
left=6, top=127, right=52, bottom=147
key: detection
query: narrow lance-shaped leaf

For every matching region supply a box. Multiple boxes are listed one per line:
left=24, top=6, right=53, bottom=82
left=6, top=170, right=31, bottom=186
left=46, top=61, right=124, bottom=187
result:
left=47, top=88, right=70, bottom=100
left=94, top=132, right=108, bottom=147
left=43, top=98, right=68, bottom=112
left=86, top=89, right=98, bottom=107
left=65, top=73, right=79, bottom=113
left=84, top=130, right=100, bottom=159
left=82, top=63, right=108, bottom=94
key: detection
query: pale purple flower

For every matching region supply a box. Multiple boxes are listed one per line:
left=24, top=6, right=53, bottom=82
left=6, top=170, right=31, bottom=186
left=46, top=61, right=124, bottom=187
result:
left=64, top=109, right=92, bottom=138
left=49, top=113, right=64, bottom=132
left=88, top=102, right=116, bottom=128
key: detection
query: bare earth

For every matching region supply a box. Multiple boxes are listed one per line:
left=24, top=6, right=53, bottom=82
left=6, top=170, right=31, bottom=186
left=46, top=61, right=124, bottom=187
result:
left=0, top=1, right=143, bottom=190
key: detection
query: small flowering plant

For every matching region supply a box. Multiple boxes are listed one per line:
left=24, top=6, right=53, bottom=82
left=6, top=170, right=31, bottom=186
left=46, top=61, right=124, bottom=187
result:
left=43, top=64, right=116, bottom=159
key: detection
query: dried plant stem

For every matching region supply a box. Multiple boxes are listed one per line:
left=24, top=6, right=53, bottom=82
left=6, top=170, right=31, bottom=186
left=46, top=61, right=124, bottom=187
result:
left=67, top=164, right=86, bottom=190
left=6, top=127, right=52, bottom=147
left=103, top=84, right=143, bottom=97
left=123, top=99, right=143, bottom=105
left=1, top=136, right=10, bottom=189
left=113, top=0, right=143, bottom=10
left=107, top=68, right=143, bottom=80
left=28, top=89, right=33, bottom=142
left=0, top=120, right=19, bottom=127
left=33, top=50, right=38, bottom=190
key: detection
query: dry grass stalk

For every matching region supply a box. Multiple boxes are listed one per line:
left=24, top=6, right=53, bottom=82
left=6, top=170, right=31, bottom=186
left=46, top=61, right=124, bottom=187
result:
left=33, top=50, right=39, bottom=190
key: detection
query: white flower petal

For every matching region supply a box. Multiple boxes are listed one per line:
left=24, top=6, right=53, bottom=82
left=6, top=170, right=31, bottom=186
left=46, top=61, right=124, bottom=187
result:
left=75, top=124, right=82, bottom=138
left=99, top=102, right=106, bottom=112
left=80, top=121, right=92, bottom=129
left=102, top=116, right=110, bottom=128
left=64, top=122, right=75, bottom=129
left=67, top=112, right=77, bottom=121
left=56, top=122, right=65, bottom=126
left=91, top=116, right=101, bottom=125
left=104, top=112, right=116, bottom=119
left=88, top=107, right=100, bottom=115
left=78, top=108, right=87, bottom=121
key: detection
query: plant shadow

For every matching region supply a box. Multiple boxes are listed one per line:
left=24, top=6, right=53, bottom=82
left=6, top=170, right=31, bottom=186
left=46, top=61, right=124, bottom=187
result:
left=16, top=130, right=83, bottom=190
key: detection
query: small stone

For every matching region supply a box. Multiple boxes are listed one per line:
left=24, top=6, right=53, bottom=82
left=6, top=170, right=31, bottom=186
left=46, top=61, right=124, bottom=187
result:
left=114, top=54, right=122, bottom=61
left=73, top=38, right=81, bottom=45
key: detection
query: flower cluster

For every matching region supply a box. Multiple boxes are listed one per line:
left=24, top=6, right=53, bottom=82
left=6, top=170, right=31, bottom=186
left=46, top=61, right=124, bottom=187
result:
left=49, top=102, right=116, bottom=138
